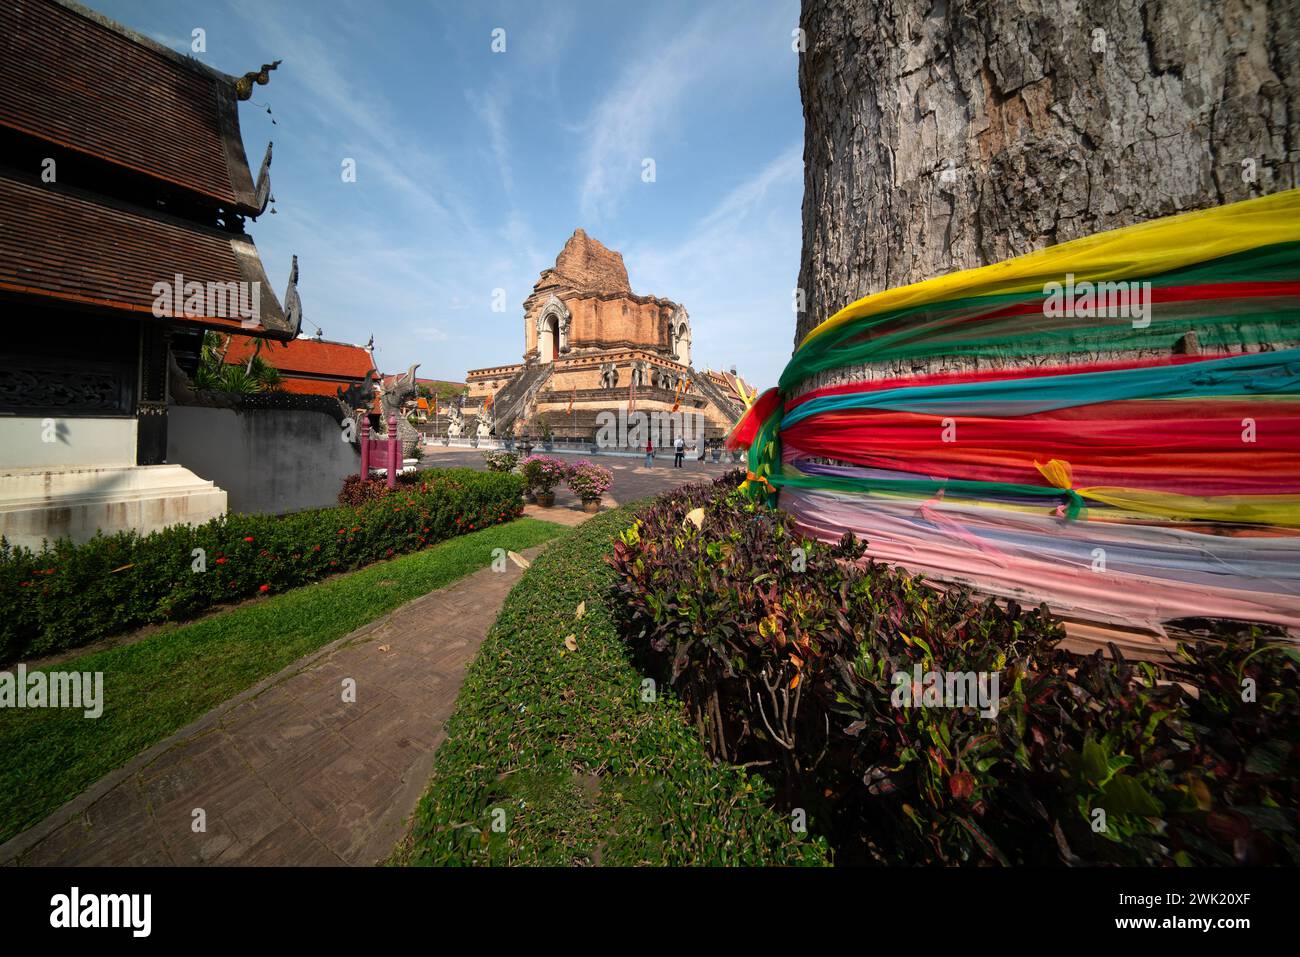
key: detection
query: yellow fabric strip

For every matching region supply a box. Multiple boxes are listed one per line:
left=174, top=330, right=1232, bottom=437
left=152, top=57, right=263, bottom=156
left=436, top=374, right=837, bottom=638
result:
left=1076, top=488, right=1300, bottom=526
left=798, top=188, right=1300, bottom=350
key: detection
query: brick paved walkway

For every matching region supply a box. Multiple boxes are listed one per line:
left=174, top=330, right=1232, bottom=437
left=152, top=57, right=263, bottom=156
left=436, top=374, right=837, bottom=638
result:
left=0, top=545, right=550, bottom=867
left=1, top=456, right=729, bottom=867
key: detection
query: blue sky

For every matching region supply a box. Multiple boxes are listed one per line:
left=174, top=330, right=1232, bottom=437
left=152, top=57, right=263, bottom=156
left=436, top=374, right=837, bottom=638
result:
left=96, top=0, right=804, bottom=387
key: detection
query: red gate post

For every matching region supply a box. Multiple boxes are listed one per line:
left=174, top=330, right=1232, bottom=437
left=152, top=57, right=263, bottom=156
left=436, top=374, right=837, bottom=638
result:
left=386, top=414, right=398, bottom=489
left=360, top=415, right=370, bottom=477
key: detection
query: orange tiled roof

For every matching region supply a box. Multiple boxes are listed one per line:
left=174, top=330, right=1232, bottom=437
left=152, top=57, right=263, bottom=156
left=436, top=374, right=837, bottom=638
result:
left=276, top=376, right=357, bottom=398
left=224, top=336, right=375, bottom=380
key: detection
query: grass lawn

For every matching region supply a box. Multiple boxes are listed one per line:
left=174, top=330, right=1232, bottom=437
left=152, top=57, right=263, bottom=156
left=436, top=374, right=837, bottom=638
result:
left=0, top=517, right=564, bottom=846
left=392, top=505, right=828, bottom=866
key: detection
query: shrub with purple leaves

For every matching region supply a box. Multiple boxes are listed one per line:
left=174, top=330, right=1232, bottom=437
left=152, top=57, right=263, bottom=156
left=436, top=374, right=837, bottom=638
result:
left=338, top=470, right=422, bottom=506
left=607, top=471, right=1300, bottom=866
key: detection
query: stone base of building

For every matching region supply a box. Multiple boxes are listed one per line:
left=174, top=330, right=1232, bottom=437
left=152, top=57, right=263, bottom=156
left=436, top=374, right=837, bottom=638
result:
left=0, top=463, right=228, bottom=551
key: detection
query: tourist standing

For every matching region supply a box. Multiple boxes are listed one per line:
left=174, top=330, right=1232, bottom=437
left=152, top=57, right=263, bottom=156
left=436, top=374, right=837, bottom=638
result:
left=673, top=435, right=685, bottom=468
left=645, top=438, right=655, bottom=468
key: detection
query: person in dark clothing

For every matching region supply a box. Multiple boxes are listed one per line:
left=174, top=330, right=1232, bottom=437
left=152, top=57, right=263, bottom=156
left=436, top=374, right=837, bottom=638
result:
left=673, top=436, right=685, bottom=468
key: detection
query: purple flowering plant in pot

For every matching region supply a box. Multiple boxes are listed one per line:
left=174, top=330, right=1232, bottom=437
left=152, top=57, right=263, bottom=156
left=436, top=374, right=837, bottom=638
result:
left=566, top=460, right=613, bottom=512
left=520, top=454, right=568, bottom=507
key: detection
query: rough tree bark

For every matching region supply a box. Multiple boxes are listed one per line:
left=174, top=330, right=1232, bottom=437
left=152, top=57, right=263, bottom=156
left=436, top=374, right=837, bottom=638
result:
left=794, top=0, right=1300, bottom=380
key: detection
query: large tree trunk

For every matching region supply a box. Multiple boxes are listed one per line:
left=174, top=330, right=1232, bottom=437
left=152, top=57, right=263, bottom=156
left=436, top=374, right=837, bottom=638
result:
left=794, top=0, right=1300, bottom=376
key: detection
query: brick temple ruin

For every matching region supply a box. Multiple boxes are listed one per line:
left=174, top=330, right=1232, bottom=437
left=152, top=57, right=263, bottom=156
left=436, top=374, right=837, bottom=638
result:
left=459, top=230, right=751, bottom=448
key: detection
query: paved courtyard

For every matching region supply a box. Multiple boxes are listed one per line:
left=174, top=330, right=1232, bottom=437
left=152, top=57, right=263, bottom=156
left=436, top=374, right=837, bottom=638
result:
left=419, top=444, right=744, bottom=511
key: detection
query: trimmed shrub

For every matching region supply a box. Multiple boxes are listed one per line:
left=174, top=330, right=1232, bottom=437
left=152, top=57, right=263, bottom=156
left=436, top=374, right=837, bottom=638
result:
left=608, top=472, right=1300, bottom=865
left=0, top=467, right=524, bottom=663
left=394, top=505, right=827, bottom=866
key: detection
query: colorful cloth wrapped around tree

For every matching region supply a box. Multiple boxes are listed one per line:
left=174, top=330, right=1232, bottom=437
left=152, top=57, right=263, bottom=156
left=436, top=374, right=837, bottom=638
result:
left=729, top=189, right=1300, bottom=634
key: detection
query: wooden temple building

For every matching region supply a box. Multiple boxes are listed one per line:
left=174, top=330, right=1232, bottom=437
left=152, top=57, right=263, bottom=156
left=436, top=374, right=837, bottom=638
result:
left=0, top=0, right=301, bottom=547
left=462, top=230, right=751, bottom=446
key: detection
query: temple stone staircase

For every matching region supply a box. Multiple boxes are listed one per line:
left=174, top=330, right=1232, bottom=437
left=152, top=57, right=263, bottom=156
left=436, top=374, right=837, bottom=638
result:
left=688, top=367, right=746, bottom=424
left=487, top=363, right=554, bottom=435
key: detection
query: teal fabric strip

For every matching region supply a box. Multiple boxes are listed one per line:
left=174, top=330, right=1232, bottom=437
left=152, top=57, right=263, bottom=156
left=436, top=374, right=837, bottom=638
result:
left=781, top=348, right=1300, bottom=426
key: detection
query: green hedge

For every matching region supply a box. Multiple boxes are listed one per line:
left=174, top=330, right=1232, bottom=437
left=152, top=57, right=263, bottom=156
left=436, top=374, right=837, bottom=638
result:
left=0, top=518, right=564, bottom=846
left=393, top=506, right=828, bottom=866
left=609, top=472, right=1300, bottom=866
left=0, top=468, right=524, bottom=663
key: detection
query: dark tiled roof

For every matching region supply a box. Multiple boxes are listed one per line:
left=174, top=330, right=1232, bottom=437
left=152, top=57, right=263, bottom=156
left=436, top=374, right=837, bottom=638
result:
left=0, top=0, right=258, bottom=210
left=0, top=175, right=290, bottom=334
left=224, top=336, right=376, bottom=379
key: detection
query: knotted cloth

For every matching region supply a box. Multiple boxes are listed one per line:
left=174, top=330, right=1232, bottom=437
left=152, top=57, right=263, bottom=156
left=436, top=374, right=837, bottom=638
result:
left=728, top=189, right=1300, bottom=630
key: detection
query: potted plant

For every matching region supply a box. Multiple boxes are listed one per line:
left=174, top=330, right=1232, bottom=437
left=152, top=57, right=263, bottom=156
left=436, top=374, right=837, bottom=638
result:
left=566, top=459, right=613, bottom=513
left=441, top=433, right=450, bottom=446
left=538, top=417, right=555, bottom=451
left=520, top=454, right=568, bottom=507
left=483, top=449, right=518, bottom=473
left=710, top=442, right=722, bottom=463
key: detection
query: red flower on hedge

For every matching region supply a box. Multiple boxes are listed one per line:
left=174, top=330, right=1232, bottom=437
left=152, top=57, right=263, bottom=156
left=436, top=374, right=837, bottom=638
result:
left=244, top=536, right=254, bottom=542
left=259, top=584, right=270, bottom=593
left=215, top=557, right=228, bottom=565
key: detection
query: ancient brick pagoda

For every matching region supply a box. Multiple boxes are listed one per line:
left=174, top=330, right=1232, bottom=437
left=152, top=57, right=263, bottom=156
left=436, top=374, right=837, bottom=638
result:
left=462, top=229, right=750, bottom=446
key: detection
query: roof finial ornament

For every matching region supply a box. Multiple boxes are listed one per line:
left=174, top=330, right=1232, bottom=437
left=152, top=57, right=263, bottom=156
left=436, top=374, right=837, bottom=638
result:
left=283, top=254, right=302, bottom=337
left=234, top=60, right=282, bottom=100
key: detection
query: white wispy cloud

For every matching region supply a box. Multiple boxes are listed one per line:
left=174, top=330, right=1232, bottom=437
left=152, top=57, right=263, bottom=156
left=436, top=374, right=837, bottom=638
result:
left=625, top=141, right=805, bottom=388
left=468, top=87, right=513, bottom=194
left=575, top=0, right=796, bottom=226
left=148, top=31, right=193, bottom=51
left=576, top=23, right=707, bottom=224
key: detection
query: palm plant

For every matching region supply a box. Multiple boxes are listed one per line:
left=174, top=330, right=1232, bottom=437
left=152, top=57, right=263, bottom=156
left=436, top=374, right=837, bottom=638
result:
left=191, top=332, right=282, bottom=394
